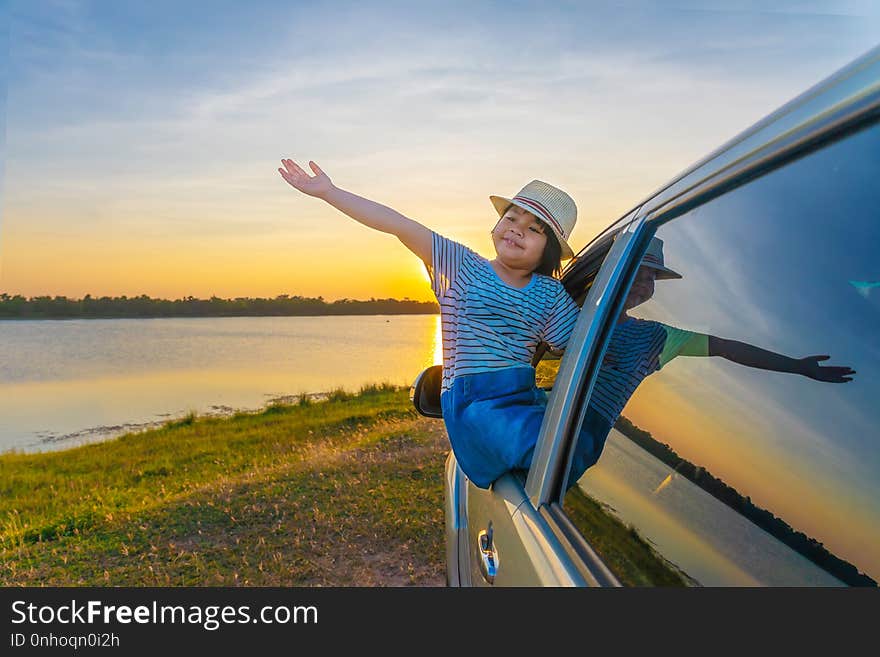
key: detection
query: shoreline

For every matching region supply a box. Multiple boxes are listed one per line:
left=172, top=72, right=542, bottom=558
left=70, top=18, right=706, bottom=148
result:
left=0, top=312, right=440, bottom=322
left=2, top=391, right=360, bottom=456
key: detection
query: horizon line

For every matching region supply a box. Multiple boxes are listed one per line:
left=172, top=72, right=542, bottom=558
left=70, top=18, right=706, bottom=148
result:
left=0, top=292, right=438, bottom=304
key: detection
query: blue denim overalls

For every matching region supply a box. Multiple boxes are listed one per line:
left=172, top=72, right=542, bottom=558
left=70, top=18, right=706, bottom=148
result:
left=440, top=366, right=613, bottom=489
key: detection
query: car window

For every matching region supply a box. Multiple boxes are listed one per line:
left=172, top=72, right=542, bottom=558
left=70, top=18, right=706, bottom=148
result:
left=534, top=212, right=637, bottom=389
left=560, top=122, right=880, bottom=586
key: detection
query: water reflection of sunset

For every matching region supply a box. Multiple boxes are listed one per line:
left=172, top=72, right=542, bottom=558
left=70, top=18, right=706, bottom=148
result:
left=0, top=316, right=441, bottom=454
left=581, top=460, right=763, bottom=586
left=622, top=369, right=880, bottom=582
left=579, top=431, right=846, bottom=585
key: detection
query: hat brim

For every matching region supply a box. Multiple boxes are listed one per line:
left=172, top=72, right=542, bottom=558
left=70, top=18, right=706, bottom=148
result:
left=642, top=262, right=683, bottom=280
left=489, top=194, right=575, bottom=261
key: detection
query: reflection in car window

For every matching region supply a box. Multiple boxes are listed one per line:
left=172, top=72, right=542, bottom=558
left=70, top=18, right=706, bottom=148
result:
left=563, top=123, right=880, bottom=586
left=533, top=225, right=625, bottom=389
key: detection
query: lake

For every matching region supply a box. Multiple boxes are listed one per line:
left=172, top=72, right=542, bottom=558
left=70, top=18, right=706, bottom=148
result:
left=577, top=430, right=844, bottom=586
left=0, top=315, right=442, bottom=453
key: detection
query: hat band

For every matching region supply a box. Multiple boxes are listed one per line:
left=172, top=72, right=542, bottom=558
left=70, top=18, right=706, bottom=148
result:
left=512, top=196, right=565, bottom=238
left=642, top=253, right=664, bottom=267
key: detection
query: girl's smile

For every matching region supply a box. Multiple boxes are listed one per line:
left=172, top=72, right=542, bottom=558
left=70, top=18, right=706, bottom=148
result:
left=491, top=205, right=548, bottom=271
left=500, top=235, right=524, bottom=250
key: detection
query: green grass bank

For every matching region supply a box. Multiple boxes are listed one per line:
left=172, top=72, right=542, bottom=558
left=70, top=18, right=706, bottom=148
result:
left=0, top=385, right=447, bottom=586
left=1, top=384, right=685, bottom=586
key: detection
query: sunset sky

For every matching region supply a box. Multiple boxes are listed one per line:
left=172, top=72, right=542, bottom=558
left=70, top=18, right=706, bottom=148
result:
left=1, top=1, right=878, bottom=582
left=2, top=1, right=879, bottom=301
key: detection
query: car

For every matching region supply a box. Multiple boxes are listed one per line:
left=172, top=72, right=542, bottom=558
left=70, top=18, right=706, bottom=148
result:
left=412, top=44, right=880, bottom=587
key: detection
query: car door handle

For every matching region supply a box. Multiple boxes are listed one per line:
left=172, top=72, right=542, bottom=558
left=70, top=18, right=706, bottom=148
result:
left=478, top=523, right=498, bottom=584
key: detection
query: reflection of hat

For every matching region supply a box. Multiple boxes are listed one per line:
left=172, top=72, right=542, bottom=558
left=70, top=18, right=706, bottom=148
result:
left=641, top=237, right=682, bottom=279
left=490, top=180, right=577, bottom=260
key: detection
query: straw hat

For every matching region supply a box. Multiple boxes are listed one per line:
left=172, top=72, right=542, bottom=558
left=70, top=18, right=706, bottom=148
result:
left=490, top=180, right=577, bottom=260
left=641, top=237, right=682, bottom=279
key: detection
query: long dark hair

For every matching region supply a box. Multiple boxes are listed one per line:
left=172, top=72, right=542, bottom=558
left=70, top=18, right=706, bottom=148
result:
left=500, top=204, right=563, bottom=278
left=535, top=229, right=563, bottom=278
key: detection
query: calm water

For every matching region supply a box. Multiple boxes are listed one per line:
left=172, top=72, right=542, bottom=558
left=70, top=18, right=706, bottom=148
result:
left=0, top=315, right=442, bottom=453
left=577, top=429, right=845, bottom=586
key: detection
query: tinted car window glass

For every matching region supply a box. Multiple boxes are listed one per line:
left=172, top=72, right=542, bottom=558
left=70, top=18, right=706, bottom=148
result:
left=562, top=123, right=879, bottom=586
left=535, top=213, right=637, bottom=389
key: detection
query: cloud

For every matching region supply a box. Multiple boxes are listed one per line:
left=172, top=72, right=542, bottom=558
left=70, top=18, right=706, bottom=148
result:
left=5, top=1, right=880, bottom=275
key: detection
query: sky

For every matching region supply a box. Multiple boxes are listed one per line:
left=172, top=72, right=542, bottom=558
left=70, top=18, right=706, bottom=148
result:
left=1, top=1, right=880, bottom=301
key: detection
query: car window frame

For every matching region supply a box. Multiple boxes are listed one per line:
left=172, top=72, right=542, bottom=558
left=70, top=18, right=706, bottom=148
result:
left=525, top=216, right=651, bottom=505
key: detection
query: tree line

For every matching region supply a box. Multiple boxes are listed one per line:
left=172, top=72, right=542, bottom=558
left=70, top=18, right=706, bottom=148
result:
left=614, top=415, right=876, bottom=587
left=0, top=293, right=439, bottom=319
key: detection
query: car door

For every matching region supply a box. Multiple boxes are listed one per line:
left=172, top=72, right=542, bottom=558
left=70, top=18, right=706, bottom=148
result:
left=530, top=45, right=880, bottom=587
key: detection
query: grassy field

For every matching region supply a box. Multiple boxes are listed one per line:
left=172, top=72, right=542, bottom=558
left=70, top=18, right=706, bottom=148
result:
left=1, top=383, right=686, bottom=586
left=0, top=385, right=447, bottom=586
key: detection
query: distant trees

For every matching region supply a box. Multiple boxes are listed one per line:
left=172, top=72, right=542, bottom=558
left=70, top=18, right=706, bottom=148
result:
left=0, top=293, right=439, bottom=319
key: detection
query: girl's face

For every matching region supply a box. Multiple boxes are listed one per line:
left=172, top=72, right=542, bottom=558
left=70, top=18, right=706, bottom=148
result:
left=624, top=266, right=657, bottom=311
left=492, top=205, right=549, bottom=271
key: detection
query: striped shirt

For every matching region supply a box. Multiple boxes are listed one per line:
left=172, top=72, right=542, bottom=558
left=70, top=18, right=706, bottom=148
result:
left=590, top=318, right=709, bottom=425
left=427, top=231, right=579, bottom=392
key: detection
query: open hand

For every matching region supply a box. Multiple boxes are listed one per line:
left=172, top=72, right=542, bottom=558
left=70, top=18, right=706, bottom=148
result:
left=798, top=355, right=856, bottom=383
left=278, top=158, right=333, bottom=198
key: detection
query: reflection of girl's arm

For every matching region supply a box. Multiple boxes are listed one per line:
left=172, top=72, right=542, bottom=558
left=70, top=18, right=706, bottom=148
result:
left=708, top=336, right=855, bottom=383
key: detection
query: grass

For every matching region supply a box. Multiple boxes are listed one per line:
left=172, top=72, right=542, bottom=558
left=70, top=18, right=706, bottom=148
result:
left=1, top=378, right=686, bottom=587
left=0, top=383, right=447, bottom=586
left=535, top=357, right=561, bottom=388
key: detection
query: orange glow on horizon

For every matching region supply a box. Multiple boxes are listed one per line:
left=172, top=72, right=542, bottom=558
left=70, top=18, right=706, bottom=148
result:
left=0, top=228, right=440, bottom=302
left=0, top=185, right=613, bottom=301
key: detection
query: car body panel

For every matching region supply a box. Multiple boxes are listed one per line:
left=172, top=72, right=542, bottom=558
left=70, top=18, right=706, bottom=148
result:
left=465, top=474, right=588, bottom=587
left=443, top=452, right=466, bottom=586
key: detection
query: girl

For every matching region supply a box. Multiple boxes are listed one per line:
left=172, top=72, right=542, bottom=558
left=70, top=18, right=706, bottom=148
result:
left=278, top=159, right=856, bottom=490
left=278, top=158, right=582, bottom=488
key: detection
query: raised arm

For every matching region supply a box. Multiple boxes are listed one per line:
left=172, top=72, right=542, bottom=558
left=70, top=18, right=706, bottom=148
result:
left=708, top=336, right=856, bottom=383
left=278, top=158, right=432, bottom=264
